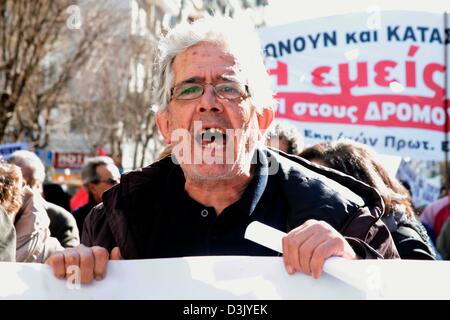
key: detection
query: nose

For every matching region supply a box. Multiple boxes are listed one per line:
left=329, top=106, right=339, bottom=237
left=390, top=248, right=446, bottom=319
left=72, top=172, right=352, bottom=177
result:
left=196, top=84, right=223, bottom=113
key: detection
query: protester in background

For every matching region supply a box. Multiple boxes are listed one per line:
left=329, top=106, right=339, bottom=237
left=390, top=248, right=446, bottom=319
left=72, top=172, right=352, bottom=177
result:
left=420, top=188, right=450, bottom=244
left=6, top=155, right=63, bottom=262
left=437, top=218, right=450, bottom=260
left=46, top=16, right=398, bottom=284
left=265, top=122, right=303, bottom=155
left=72, top=156, right=120, bottom=238
left=2, top=156, right=62, bottom=262
left=300, top=140, right=436, bottom=260
left=8, top=150, right=79, bottom=248
left=0, top=206, right=16, bottom=262
left=14, top=185, right=62, bottom=262
left=0, top=161, right=22, bottom=261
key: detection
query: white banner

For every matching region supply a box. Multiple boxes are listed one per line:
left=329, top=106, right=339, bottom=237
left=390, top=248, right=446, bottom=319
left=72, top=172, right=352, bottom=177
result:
left=258, top=11, right=450, bottom=160
left=1, top=256, right=450, bottom=300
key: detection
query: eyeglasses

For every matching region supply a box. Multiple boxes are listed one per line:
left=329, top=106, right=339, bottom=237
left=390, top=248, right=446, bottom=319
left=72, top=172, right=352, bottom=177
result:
left=170, top=81, right=249, bottom=101
left=91, top=178, right=118, bottom=185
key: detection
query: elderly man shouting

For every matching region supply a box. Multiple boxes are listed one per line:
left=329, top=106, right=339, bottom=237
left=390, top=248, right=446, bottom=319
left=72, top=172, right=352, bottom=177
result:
left=46, top=16, right=398, bottom=284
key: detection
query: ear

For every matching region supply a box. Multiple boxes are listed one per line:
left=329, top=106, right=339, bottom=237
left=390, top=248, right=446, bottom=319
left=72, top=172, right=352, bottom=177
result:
left=257, top=107, right=274, bottom=133
left=156, top=111, right=172, bottom=144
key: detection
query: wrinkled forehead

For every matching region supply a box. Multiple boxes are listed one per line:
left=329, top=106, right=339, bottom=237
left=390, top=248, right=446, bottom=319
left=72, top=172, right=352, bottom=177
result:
left=172, top=42, right=247, bottom=84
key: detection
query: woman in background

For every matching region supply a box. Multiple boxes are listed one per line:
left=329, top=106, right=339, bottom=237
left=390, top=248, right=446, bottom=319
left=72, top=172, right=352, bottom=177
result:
left=299, top=140, right=436, bottom=260
left=0, top=161, right=23, bottom=261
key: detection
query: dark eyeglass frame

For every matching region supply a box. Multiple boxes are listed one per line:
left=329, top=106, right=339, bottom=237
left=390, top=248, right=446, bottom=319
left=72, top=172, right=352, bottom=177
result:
left=91, top=178, right=118, bottom=185
left=170, top=81, right=250, bottom=101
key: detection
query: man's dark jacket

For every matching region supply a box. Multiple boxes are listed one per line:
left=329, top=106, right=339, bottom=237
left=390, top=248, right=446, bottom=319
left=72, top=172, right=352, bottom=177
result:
left=82, top=148, right=399, bottom=259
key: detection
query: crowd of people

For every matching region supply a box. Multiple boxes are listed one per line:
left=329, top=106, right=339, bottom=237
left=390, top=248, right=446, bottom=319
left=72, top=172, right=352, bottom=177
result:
left=0, top=152, right=122, bottom=262
left=0, top=16, right=448, bottom=287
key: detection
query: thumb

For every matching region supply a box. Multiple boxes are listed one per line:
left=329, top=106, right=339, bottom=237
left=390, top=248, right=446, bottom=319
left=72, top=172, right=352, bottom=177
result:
left=110, top=247, right=123, bottom=260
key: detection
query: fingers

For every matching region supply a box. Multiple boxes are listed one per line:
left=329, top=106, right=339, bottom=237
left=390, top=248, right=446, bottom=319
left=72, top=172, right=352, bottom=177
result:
left=45, top=245, right=110, bottom=284
left=282, top=236, right=294, bottom=274
left=110, top=247, right=122, bottom=260
left=309, top=235, right=356, bottom=279
left=298, top=234, right=327, bottom=276
left=310, top=239, right=337, bottom=279
left=46, top=251, right=66, bottom=279
left=63, top=247, right=81, bottom=282
left=283, top=220, right=354, bottom=279
left=63, top=247, right=80, bottom=268
left=282, top=220, right=316, bottom=275
left=76, top=245, right=95, bottom=283
left=92, top=246, right=110, bottom=281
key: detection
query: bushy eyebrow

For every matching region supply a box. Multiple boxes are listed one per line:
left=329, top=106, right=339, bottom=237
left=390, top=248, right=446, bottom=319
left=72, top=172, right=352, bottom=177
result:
left=179, top=77, right=203, bottom=84
left=174, top=75, right=240, bottom=87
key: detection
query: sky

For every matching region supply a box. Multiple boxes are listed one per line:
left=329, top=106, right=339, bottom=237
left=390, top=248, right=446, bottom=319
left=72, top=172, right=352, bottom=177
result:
left=264, top=0, right=450, bottom=26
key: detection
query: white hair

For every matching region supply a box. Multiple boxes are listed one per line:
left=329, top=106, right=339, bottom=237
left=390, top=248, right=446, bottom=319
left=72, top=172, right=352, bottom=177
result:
left=7, top=150, right=46, bottom=186
left=153, top=15, right=275, bottom=114
left=81, top=156, right=120, bottom=185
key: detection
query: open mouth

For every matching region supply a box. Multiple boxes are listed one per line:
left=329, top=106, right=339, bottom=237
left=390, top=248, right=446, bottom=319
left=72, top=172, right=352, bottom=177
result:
left=195, top=127, right=227, bottom=149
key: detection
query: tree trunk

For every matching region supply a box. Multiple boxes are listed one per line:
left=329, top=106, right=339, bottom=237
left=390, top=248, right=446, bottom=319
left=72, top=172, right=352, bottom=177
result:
left=132, top=136, right=141, bottom=169
left=140, top=133, right=153, bottom=168
left=0, top=94, right=15, bottom=142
